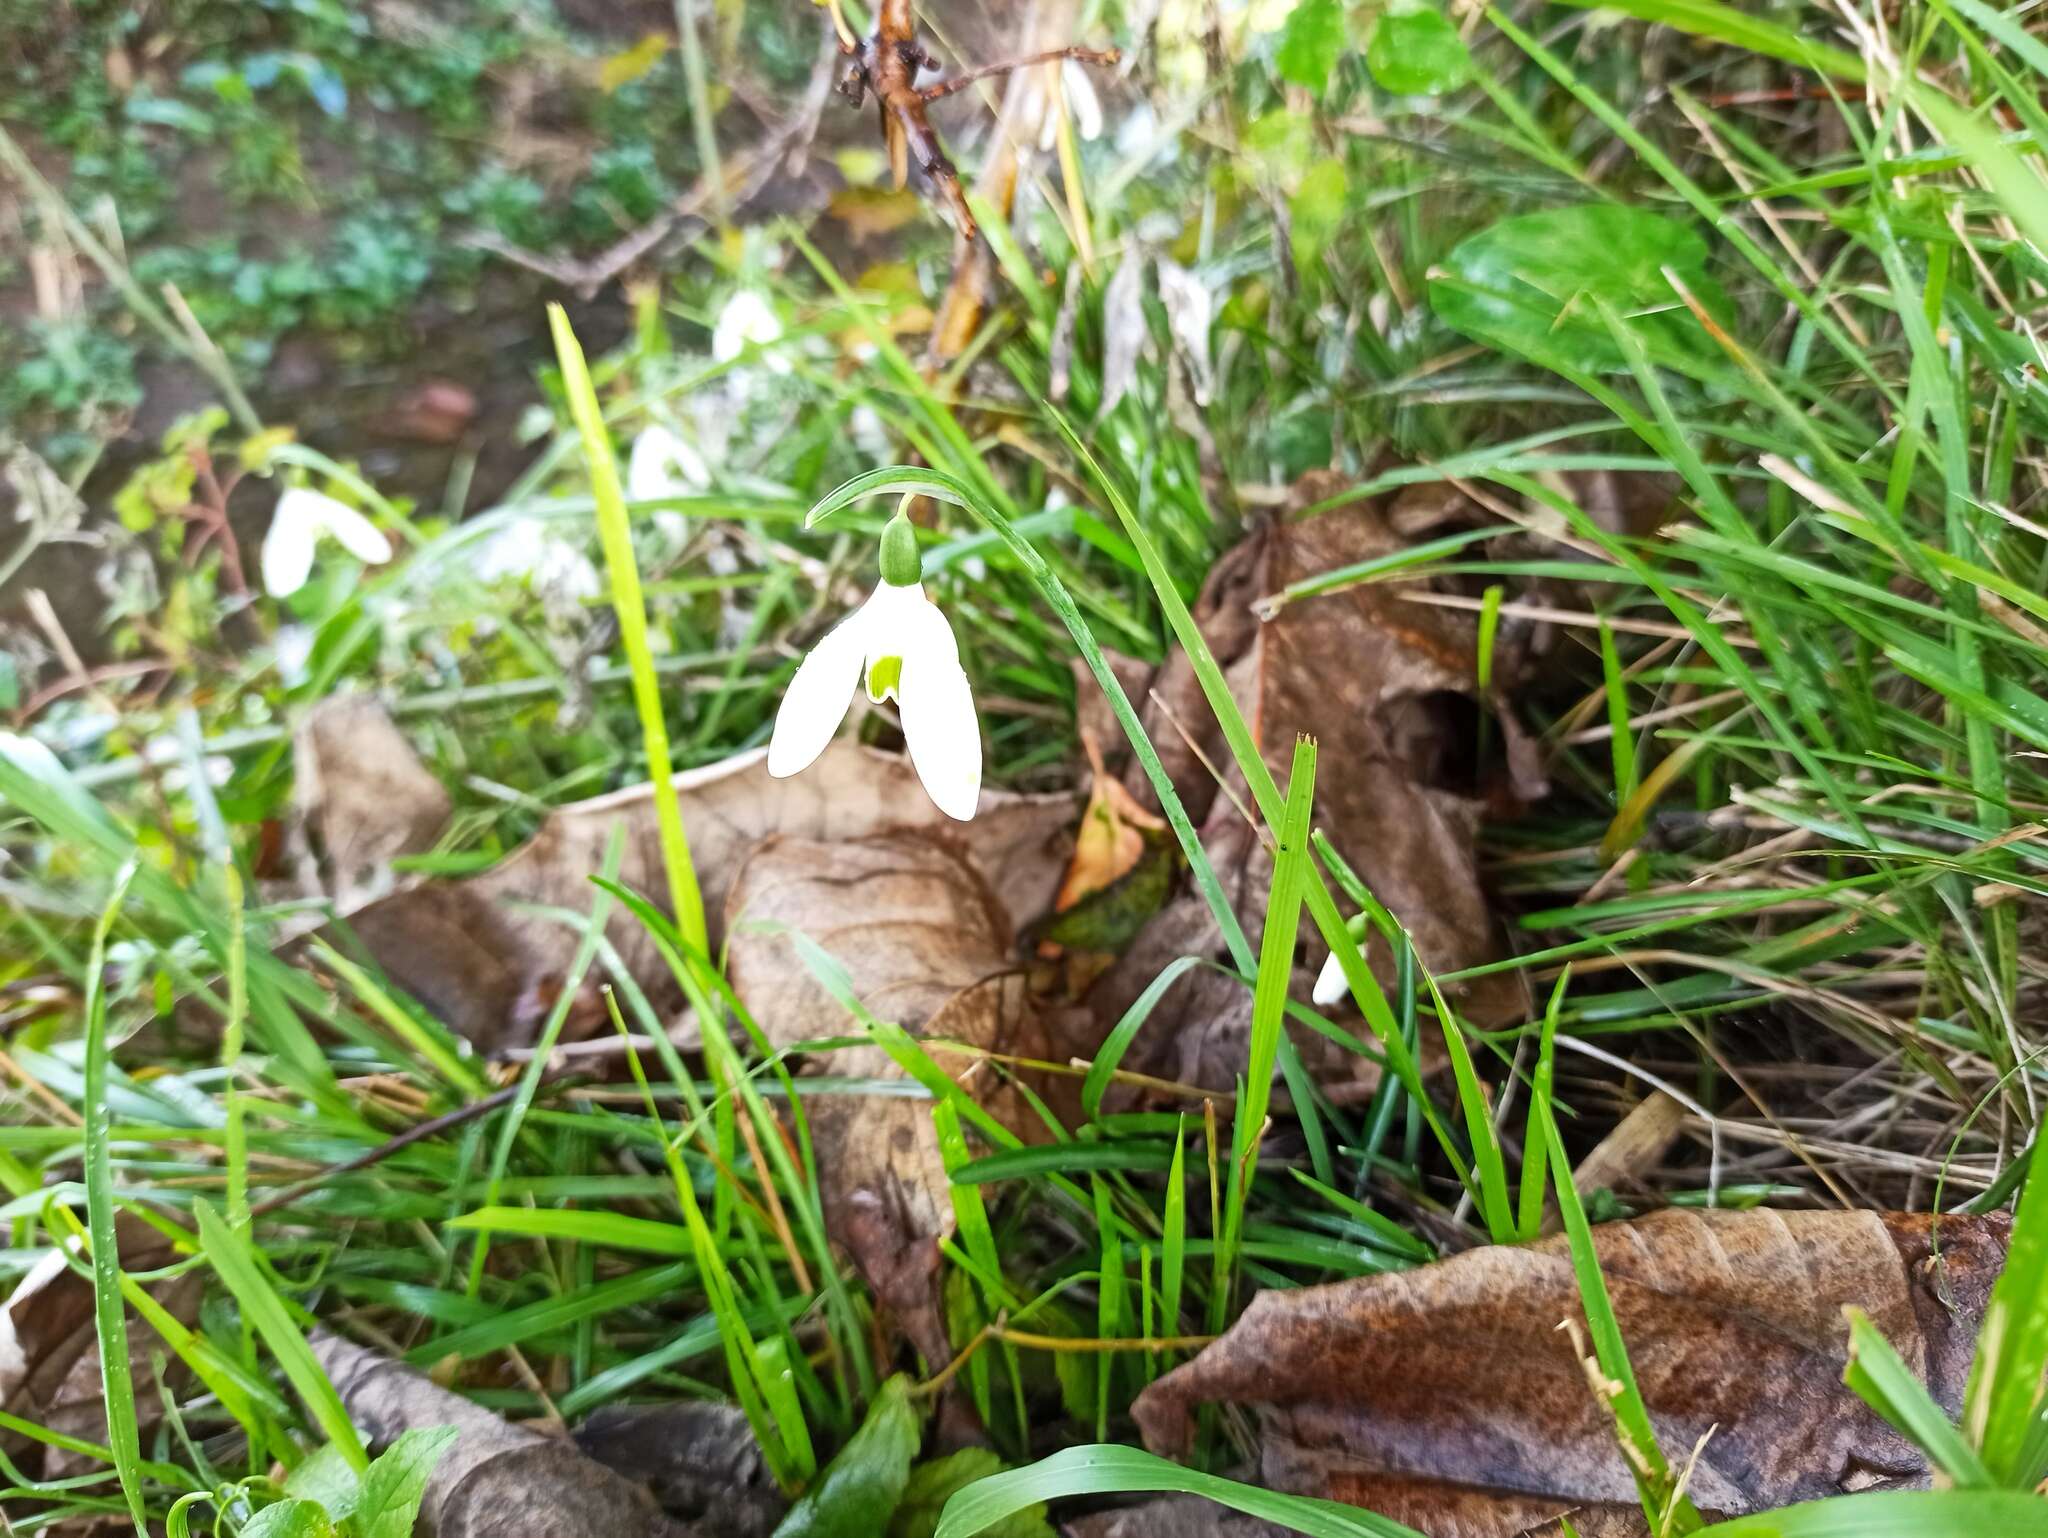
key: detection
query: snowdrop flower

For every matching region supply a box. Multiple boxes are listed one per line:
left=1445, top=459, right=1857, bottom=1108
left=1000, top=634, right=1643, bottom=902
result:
left=712, top=289, right=787, bottom=373
left=1313, top=912, right=1373, bottom=1007
left=262, top=486, right=392, bottom=598
left=768, top=514, right=979, bottom=820
left=1039, top=58, right=1104, bottom=151
left=627, top=424, right=710, bottom=504
left=472, top=518, right=602, bottom=605
left=1312, top=950, right=1349, bottom=1007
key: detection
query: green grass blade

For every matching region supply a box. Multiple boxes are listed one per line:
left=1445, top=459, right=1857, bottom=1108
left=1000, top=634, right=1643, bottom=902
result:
left=1843, top=1307, right=1993, bottom=1487
left=934, top=1445, right=1425, bottom=1538
left=548, top=303, right=707, bottom=953
left=1214, top=738, right=1317, bottom=1328
left=1964, top=1113, right=2048, bottom=1484
left=1698, top=1490, right=2048, bottom=1536
left=83, top=859, right=148, bottom=1536
left=193, top=1201, right=366, bottom=1471
left=1538, top=1100, right=1701, bottom=1531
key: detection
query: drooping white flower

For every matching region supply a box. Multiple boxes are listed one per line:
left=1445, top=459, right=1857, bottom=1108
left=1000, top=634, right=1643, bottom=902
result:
left=768, top=516, right=979, bottom=820
left=712, top=289, right=786, bottom=372
left=1312, top=950, right=1349, bottom=1007
left=1039, top=58, right=1104, bottom=151
left=627, top=424, right=710, bottom=504
left=262, top=486, right=393, bottom=598
left=1313, top=911, right=1373, bottom=1007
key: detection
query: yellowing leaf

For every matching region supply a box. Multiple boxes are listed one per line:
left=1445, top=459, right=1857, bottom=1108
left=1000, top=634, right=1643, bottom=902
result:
left=598, top=32, right=668, bottom=93
left=1054, top=733, right=1167, bottom=916
left=238, top=425, right=298, bottom=474
left=830, top=185, right=926, bottom=244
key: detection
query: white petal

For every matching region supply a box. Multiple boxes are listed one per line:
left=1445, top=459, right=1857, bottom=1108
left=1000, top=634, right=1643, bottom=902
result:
left=900, top=648, right=980, bottom=821
left=273, top=623, right=315, bottom=686
left=261, top=490, right=323, bottom=597
left=869, top=581, right=959, bottom=667
left=317, top=498, right=394, bottom=566
left=713, top=289, right=782, bottom=366
left=1311, top=951, right=1348, bottom=1007
left=628, top=425, right=708, bottom=503
left=767, top=601, right=870, bottom=778
left=1064, top=60, right=1103, bottom=140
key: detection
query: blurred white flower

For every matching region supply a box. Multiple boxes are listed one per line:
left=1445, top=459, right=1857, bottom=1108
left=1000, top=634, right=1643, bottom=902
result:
left=627, top=424, right=710, bottom=504
left=273, top=624, right=315, bottom=687
left=850, top=405, right=892, bottom=461
left=1157, top=259, right=1216, bottom=406
left=262, top=486, right=392, bottom=598
left=712, top=289, right=787, bottom=373
left=768, top=519, right=979, bottom=820
left=472, top=518, right=602, bottom=604
left=1039, top=59, right=1104, bottom=151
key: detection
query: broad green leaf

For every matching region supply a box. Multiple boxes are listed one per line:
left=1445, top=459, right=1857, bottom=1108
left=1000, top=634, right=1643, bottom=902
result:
left=284, top=1444, right=360, bottom=1521
left=773, top=1375, right=921, bottom=1538
left=1276, top=0, right=1349, bottom=91
left=240, top=1501, right=338, bottom=1538
left=1367, top=7, right=1470, bottom=95
left=354, top=1425, right=459, bottom=1538
left=1430, top=204, right=1730, bottom=370
left=891, top=1449, right=1053, bottom=1538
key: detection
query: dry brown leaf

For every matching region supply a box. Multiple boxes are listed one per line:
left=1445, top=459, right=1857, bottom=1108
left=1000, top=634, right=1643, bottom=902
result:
left=294, top=693, right=451, bottom=908
left=1132, top=1208, right=2012, bottom=1538
left=322, top=723, right=1075, bottom=1052
left=311, top=1331, right=693, bottom=1537
left=724, top=831, right=1080, bottom=1363
left=1094, top=480, right=1529, bottom=1099
left=0, top=1217, right=200, bottom=1479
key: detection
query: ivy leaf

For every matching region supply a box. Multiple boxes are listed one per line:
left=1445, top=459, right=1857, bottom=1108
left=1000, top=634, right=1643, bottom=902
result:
left=1366, top=7, right=1471, bottom=96
left=1429, top=203, right=1732, bottom=371
left=1276, top=0, right=1349, bottom=92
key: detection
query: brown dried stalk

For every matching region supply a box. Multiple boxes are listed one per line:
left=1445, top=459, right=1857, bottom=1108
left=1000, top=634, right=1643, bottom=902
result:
left=827, top=0, right=1115, bottom=240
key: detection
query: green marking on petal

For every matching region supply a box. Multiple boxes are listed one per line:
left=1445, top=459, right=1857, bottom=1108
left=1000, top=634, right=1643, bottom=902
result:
left=866, top=654, right=903, bottom=702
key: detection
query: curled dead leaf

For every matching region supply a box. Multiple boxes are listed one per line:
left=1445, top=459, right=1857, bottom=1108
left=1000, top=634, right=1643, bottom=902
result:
left=316, top=721, right=1074, bottom=1052
left=1095, top=481, right=1531, bottom=1100
left=724, top=830, right=1083, bottom=1363
left=1131, top=1207, right=2011, bottom=1537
